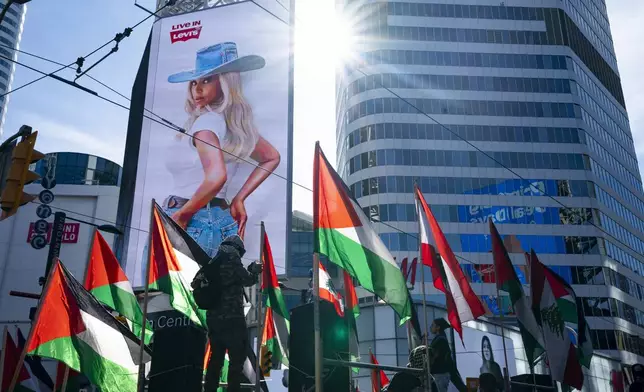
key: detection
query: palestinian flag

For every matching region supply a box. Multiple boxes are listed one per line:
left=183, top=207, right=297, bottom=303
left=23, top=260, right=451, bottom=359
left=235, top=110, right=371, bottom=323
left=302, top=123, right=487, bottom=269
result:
left=313, top=143, right=411, bottom=323
left=262, top=307, right=287, bottom=370
left=343, top=271, right=360, bottom=371
left=16, top=328, right=54, bottom=392
left=202, top=343, right=229, bottom=392
left=529, top=250, right=585, bottom=389
left=1, top=327, right=31, bottom=392
left=405, top=291, right=423, bottom=350
left=416, top=185, right=484, bottom=338
left=54, top=363, right=82, bottom=392
left=489, top=221, right=544, bottom=365
left=369, top=351, right=390, bottom=392
left=261, top=230, right=289, bottom=366
left=24, top=260, right=151, bottom=392
left=85, top=231, right=152, bottom=344
left=318, top=263, right=344, bottom=316
left=148, top=202, right=209, bottom=328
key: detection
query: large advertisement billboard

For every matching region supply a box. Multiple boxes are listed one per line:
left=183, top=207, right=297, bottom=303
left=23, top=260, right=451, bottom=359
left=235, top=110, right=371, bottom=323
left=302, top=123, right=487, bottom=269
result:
left=455, top=326, right=517, bottom=389
left=126, top=2, right=290, bottom=284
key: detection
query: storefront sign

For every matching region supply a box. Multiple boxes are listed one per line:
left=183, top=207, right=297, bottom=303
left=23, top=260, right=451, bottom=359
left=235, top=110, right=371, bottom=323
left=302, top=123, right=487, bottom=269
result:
left=27, top=222, right=80, bottom=244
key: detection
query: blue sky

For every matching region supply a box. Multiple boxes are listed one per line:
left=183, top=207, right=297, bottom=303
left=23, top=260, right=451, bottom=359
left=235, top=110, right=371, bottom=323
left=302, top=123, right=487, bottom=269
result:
left=1, top=0, right=643, bottom=218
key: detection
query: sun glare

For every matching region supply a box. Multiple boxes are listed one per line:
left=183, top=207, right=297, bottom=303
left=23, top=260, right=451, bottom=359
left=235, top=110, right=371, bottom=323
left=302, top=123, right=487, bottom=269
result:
left=330, top=13, right=357, bottom=69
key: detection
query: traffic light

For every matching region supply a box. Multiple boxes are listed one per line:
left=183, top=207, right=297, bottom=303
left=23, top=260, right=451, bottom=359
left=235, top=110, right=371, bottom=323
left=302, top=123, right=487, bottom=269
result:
left=260, top=344, right=272, bottom=377
left=0, top=129, right=44, bottom=220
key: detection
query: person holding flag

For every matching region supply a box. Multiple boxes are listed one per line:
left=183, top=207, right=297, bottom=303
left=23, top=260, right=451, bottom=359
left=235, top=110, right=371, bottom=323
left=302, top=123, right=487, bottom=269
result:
left=195, top=235, right=262, bottom=392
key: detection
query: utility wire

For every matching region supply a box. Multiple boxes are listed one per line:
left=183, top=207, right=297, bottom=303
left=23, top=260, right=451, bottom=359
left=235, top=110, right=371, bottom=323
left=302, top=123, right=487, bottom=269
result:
left=0, top=0, right=174, bottom=102
left=1, top=0, right=639, bottom=336
left=1, top=38, right=640, bottom=286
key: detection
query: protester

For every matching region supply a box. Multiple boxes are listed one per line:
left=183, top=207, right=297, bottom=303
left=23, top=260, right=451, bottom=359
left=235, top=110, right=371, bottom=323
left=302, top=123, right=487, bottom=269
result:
left=200, top=235, right=262, bottom=392
left=629, top=364, right=644, bottom=392
left=479, top=373, right=500, bottom=392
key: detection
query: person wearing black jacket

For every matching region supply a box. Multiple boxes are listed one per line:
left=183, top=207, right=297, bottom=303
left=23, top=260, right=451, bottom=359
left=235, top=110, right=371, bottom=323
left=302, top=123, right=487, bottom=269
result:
left=201, top=235, right=262, bottom=392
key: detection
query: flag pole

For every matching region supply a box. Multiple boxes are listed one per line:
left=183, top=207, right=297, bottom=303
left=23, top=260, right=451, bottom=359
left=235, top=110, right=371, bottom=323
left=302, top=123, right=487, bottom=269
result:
left=0, top=326, right=8, bottom=390
left=492, top=257, right=511, bottom=391
left=137, top=199, right=155, bottom=392
left=420, top=251, right=432, bottom=388
left=416, top=185, right=432, bottom=389
left=255, top=221, right=265, bottom=392
left=345, top=276, right=352, bottom=392
left=60, top=365, right=70, bottom=392
left=313, top=253, right=323, bottom=392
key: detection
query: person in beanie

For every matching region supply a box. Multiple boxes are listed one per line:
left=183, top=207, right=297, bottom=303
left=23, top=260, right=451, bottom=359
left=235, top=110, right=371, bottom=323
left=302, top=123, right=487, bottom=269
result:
left=203, top=235, right=262, bottom=392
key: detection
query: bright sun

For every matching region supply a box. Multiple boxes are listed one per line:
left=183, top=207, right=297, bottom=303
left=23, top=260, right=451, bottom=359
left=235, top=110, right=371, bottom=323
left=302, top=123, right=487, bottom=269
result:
left=330, top=13, right=357, bottom=69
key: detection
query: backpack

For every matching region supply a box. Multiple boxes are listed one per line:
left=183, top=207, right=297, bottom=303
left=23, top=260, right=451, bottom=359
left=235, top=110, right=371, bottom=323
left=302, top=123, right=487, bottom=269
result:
left=191, top=257, right=222, bottom=310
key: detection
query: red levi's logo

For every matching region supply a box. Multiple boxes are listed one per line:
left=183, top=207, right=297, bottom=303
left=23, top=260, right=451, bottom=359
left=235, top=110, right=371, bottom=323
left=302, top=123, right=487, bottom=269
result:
left=170, top=20, right=202, bottom=44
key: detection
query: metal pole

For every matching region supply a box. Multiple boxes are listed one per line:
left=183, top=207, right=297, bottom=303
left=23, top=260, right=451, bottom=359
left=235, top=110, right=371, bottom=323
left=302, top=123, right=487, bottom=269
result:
left=415, top=183, right=433, bottom=390
left=313, top=253, right=323, bottom=392
left=255, top=222, right=265, bottom=392
left=44, top=212, right=66, bottom=281
left=420, top=254, right=432, bottom=390
left=492, top=267, right=511, bottom=391
left=0, top=326, right=7, bottom=390
left=345, top=277, right=352, bottom=392
left=137, top=200, right=155, bottom=392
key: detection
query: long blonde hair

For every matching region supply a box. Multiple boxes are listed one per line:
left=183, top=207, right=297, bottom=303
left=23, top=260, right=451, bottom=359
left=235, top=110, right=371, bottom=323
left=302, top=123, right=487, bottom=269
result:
left=184, top=72, right=259, bottom=161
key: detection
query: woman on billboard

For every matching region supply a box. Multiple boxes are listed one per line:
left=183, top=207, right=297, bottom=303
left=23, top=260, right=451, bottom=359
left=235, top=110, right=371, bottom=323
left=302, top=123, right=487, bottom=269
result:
left=164, top=42, right=280, bottom=256
left=479, top=335, right=504, bottom=391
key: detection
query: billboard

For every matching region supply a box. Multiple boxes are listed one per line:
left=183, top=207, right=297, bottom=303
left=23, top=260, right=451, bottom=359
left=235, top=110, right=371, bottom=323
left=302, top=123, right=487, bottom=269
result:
left=126, top=2, right=291, bottom=284
left=455, top=326, right=517, bottom=388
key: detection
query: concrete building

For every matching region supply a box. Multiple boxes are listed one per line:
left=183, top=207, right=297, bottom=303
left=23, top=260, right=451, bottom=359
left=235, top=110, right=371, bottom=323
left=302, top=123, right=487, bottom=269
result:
left=333, top=0, right=644, bottom=390
left=0, top=152, right=122, bottom=331
left=0, top=1, right=26, bottom=136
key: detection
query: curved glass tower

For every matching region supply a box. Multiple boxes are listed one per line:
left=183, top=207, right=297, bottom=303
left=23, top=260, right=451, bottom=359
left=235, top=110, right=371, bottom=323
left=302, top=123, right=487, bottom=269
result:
left=336, top=0, right=644, bottom=365
left=0, top=1, right=26, bottom=136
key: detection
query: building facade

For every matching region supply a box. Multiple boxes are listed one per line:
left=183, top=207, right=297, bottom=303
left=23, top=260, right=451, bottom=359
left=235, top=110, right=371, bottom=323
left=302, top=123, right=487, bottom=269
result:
left=335, top=0, right=644, bottom=388
left=0, top=152, right=122, bottom=331
left=0, top=1, right=26, bottom=136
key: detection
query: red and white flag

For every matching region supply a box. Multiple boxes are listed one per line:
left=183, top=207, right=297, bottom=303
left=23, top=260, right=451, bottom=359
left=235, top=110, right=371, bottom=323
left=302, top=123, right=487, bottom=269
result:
left=415, top=185, right=484, bottom=338
left=318, top=263, right=344, bottom=317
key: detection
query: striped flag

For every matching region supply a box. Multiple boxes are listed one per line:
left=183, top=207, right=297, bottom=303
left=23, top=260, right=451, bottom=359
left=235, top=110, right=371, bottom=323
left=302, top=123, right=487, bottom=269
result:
left=416, top=185, right=484, bottom=339
left=148, top=202, right=209, bottom=327
left=489, top=221, right=544, bottom=365
left=24, top=260, right=151, bottom=392
left=314, top=143, right=411, bottom=323
left=85, top=231, right=152, bottom=344
left=318, top=263, right=344, bottom=316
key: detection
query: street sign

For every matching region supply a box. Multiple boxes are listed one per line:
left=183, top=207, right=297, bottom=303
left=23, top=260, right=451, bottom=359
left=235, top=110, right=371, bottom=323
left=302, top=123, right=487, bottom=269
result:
left=36, top=204, right=51, bottom=219
left=27, top=221, right=79, bottom=244
left=38, top=190, right=54, bottom=204
left=30, top=235, right=47, bottom=249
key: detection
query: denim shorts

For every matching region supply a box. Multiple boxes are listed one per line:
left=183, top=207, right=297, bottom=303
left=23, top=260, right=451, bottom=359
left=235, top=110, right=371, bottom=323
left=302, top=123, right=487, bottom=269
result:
left=164, top=205, right=238, bottom=258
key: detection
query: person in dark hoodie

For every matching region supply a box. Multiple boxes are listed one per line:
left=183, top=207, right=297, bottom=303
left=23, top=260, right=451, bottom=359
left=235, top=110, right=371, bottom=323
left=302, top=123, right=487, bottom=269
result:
left=201, top=235, right=262, bottom=392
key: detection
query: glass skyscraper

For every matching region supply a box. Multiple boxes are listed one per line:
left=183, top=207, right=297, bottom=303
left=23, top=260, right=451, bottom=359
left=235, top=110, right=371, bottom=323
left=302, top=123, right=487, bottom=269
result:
left=336, top=0, right=644, bottom=362
left=0, top=1, right=26, bottom=136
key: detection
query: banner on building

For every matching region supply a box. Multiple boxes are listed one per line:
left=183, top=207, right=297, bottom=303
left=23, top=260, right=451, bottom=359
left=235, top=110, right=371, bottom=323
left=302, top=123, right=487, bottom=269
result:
left=126, top=2, right=291, bottom=284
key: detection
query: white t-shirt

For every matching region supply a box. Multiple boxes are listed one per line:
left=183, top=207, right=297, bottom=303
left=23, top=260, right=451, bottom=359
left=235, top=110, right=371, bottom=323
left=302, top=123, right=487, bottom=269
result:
left=165, top=111, right=239, bottom=199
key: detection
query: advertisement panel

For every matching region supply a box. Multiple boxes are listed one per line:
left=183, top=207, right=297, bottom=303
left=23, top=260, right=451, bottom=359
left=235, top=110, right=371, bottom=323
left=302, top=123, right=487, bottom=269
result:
left=455, top=326, right=517, bottom=388
left=126, top=2, right=290, bottom=284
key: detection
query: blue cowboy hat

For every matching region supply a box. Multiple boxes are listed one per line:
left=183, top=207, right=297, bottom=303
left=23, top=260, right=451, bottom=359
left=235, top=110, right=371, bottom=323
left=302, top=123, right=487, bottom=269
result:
left=168, top=42, right=265, bottom=83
